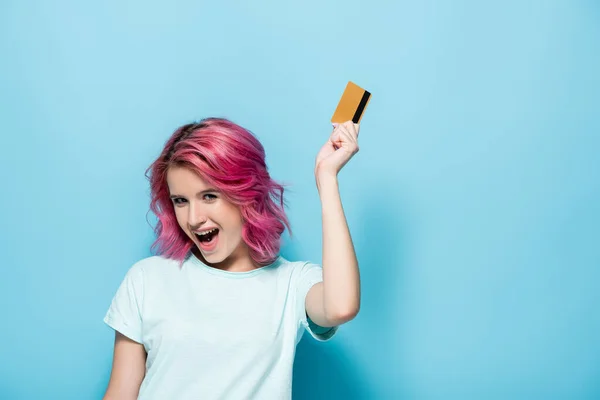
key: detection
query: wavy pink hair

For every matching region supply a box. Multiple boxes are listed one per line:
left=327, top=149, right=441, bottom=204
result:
left=145, top=117, right=292, bottom=266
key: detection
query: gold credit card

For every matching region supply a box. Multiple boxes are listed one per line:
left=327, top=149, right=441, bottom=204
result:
left=331, top=81, right=371, bottom=124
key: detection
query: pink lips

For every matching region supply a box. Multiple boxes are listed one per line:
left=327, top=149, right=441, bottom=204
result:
left=196, top=230, right=219, bottom=252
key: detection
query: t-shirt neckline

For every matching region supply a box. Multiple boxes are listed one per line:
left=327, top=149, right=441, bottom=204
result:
left=187, top=253, right=282, bottom=279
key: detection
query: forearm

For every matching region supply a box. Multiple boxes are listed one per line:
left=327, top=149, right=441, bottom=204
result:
left=317, top=172, right=361, bottom=320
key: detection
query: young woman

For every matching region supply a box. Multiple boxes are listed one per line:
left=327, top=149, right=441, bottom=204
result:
left=103, top=117, right=361, bottom=399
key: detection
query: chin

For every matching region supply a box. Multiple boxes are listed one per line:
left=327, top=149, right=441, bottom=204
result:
left=202, top=253, right=224, bottom=264
left=195, top=247, right=226, bottom=265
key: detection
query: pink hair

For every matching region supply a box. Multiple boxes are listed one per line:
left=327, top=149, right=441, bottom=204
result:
left=145, top=117, right=292, bottom=266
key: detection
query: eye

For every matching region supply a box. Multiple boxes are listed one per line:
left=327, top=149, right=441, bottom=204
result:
left=203, top=193, right=218, bottom=201
left=172, top=197, right=187, bottom=206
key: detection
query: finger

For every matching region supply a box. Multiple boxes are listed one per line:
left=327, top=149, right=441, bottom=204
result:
left=334, top=128, right=359, bottom=154
left=329, top=129, right=344, bottom=149
left=337, top=124, right=358, bottom=145
left=341, top=121, right=360, bottom=140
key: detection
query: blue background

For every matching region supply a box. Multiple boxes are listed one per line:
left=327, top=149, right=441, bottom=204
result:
left=1, top=0, right=599, bottom=398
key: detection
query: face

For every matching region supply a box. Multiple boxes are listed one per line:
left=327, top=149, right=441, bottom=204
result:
left=166, top=165, right=251, bottom=269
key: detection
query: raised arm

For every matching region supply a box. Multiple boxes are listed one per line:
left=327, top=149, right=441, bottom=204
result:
left=306, top=121, right=361, bottom=327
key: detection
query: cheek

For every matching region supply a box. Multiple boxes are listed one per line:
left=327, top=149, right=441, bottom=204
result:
left=173, top=209, right=189, bottom=235
left=221, top=205, right=244, bottom=235
left=232, top=213, right=245, bottom=238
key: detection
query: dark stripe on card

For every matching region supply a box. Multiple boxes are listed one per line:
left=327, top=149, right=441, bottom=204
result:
left=352, top=90, right=371, bottom=123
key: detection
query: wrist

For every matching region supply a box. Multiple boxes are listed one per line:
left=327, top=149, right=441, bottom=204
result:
left=315, top=171, right=338, bottom=191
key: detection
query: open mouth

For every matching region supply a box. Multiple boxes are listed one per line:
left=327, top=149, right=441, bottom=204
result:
left=195, top=228, right=219, bottom=244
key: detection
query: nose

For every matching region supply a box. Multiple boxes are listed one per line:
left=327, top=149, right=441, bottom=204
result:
left=187, top=201, right=208, bottom=229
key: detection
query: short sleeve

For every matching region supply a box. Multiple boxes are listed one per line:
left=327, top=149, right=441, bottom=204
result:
left=296, top=261, right=338, bottom=342
left=103, top=264, right=145, bottom=344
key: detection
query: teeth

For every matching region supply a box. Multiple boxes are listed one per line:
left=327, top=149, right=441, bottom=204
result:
left=195, top=228, right=217, bottom=236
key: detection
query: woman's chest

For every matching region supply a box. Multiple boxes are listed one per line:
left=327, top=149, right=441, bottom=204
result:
left=141, top=273, right=294, bottom=354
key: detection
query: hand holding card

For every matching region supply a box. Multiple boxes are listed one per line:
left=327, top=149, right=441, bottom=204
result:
left=315, top=82, right=370, bottom=178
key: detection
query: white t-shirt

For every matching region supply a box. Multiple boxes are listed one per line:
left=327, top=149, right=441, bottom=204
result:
left=103, top=254, right=337, bottom=399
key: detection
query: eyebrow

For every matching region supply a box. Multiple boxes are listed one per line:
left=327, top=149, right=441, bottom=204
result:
left=169, top=188, right=218, bottom=199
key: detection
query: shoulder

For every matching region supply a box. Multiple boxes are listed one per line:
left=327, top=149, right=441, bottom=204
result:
left=281, top=256, right=321, bottom=269
left=132, top=254, right=180, bottom=269
left=273, top=256, right=311, bottom=270
left=122, top=255, right=181, bottom=280
left=274, top=256, right=323, bottom=280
